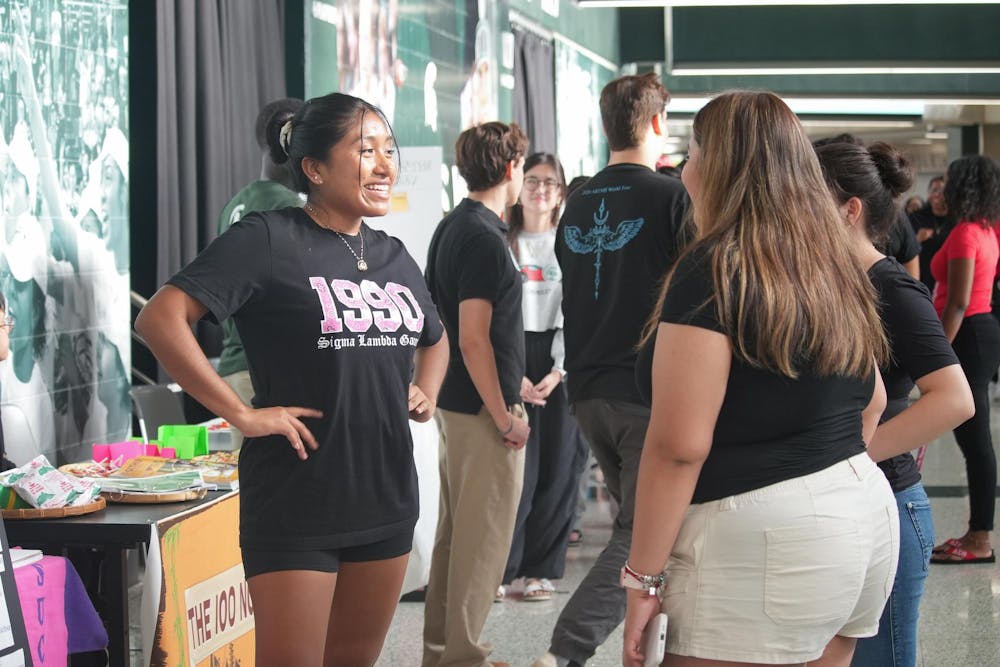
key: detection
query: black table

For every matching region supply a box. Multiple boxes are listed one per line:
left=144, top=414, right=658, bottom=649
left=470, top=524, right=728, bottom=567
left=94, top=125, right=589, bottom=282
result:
left=5, top=491, right=230, bottom=667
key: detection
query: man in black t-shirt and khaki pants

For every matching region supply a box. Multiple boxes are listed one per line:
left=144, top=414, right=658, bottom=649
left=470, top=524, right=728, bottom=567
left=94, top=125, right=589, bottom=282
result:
left=423, top=122, right=530, bottom=667
left=532, top=73, right=689, bottom=667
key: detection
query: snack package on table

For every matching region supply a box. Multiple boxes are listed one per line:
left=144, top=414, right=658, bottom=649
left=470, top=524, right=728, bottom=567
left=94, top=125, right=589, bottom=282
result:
left=0, top=456, right=101, bottom=508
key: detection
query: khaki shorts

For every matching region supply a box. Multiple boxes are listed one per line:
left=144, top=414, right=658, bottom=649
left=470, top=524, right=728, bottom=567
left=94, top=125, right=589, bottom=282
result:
left=662, top=453, right=899, bottom=664
left=220, top=370, right=254, bottom=449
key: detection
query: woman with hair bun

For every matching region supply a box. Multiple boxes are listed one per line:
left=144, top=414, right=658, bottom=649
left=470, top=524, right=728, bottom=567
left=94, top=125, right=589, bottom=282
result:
left=929, top=154, right=1000, bottom=566
left=215, top=97, right=305, bottom=448
left=624, top=91, right=897, bottom=667
left=814, top=138, right=973, bottom=667
left=137, top=92, right=449, bottom=665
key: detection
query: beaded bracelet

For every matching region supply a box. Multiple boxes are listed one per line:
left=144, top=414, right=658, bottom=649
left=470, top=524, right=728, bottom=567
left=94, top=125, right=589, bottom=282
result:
left=620, top=561, right=665, bottom=597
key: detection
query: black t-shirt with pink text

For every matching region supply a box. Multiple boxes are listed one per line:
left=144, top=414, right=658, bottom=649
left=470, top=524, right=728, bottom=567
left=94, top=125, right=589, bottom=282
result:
left=169, top=207, right=442, bottom=550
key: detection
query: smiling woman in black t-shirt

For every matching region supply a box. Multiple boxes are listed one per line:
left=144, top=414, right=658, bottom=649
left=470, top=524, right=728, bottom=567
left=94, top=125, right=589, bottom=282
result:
left=136, top=93, right=448, bottom=667
left=623, top=92, right=899, bottom=667
left=814, top=138, right=972, bottom=667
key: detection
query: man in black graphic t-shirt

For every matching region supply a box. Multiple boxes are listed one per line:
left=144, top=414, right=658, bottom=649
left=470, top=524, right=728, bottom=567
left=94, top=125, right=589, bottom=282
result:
left=532, top=73, right=689, bottom=667
left=423, top=122, right=529, bottom=667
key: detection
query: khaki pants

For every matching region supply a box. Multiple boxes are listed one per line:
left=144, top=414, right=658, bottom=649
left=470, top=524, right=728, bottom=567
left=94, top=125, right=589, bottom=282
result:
left=422, top=406, right=525, bottom=667
left=220, top=370, right=254, bottom=449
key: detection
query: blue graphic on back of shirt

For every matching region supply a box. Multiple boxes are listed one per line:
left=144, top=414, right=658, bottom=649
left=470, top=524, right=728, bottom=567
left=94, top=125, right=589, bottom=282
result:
left=564, top=199, right=645, bottom=299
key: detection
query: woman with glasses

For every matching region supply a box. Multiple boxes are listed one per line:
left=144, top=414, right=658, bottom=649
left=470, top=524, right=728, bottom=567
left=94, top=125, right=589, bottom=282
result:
left=498, top=153, right=588, bottom=602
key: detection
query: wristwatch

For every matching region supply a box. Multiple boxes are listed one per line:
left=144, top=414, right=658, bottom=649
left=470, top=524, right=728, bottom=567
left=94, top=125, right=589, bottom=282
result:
left=620, top=562, right=665, bottom=597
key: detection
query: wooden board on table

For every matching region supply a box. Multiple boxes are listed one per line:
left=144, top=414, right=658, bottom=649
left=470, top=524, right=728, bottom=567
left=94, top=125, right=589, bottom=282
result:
left=1, top=495, right=106, bottom=520
left=101, top=487, right=208, bottom=504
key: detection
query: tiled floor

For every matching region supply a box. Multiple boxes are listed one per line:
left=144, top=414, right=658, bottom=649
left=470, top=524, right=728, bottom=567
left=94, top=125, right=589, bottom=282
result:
left=378, top=412, right=1000, bottom=667
left=129, top=407, right=1000, bottom=667
left=911, top=428, right=1000, bottom=667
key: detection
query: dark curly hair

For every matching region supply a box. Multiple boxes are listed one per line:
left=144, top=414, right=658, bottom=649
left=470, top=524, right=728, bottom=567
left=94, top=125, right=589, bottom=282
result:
left=944, top=155, right=1000, bottom=227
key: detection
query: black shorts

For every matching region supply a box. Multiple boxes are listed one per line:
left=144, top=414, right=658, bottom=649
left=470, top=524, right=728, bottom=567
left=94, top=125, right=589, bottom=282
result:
left=241, top=530, right=413, bottom=579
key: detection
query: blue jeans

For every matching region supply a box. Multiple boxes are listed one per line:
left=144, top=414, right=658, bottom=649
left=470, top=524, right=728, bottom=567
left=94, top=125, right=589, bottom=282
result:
left=852, top=482, right=934, bottom=667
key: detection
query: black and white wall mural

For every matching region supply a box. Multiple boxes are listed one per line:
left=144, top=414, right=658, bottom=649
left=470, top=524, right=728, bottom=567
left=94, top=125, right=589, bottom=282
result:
left=0, top=0, right=131, bottom=464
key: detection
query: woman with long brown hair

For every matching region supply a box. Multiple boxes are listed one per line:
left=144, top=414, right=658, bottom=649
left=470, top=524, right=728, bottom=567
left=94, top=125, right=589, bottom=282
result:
left=623, top=91, right=897, bottom=667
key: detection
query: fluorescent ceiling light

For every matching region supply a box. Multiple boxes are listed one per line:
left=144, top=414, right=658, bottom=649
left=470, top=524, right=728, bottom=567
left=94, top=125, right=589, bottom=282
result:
left=667, top=96, right=1000, bottom=116
left=668, top=97, right=926, bottom=115
left=671, top=66, right=1000, bottom=76
left=798, top=119, right=917, bottom=128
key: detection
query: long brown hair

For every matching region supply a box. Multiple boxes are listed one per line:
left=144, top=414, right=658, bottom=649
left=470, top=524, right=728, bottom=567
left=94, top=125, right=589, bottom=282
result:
left=642, top=91, right=885, bottom=379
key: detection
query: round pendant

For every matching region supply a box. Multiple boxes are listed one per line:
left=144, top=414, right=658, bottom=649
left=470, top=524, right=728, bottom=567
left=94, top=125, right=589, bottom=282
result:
left=357, top=259, right=369, bottom=272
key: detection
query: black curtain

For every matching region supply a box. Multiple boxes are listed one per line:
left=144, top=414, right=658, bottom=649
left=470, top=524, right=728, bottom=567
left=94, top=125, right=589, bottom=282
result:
left=155, top=0, right=289, bottom=285
left=512, top=28, right=557, bottom=156
left=149, top=0, right=288, bottom=400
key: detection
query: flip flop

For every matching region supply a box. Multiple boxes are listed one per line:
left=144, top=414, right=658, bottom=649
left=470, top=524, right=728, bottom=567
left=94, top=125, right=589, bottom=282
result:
left=930, top=544, right=996, bottom=565
left=932, top=537, right=963, bottom=554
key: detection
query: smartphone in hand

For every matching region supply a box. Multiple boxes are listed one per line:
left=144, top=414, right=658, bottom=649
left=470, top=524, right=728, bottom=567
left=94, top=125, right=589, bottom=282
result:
left=642, top=612, right=668, bottom=667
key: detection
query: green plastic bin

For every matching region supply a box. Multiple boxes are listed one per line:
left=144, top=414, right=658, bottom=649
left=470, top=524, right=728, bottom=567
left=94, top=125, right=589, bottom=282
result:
left=157, top=425, right=208, bottom=459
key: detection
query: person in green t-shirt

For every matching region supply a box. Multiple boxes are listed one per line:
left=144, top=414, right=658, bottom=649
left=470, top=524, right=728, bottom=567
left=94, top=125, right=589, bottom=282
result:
left=216, top=98, right=304, bottom=448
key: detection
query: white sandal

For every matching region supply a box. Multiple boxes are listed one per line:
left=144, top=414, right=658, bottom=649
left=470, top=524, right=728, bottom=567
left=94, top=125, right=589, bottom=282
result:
left=522, top=578, right=554, bottom=601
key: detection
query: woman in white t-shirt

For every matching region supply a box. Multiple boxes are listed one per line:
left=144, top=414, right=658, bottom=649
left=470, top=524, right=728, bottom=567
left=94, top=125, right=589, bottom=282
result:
left=501, top=153, right=588, bottom=601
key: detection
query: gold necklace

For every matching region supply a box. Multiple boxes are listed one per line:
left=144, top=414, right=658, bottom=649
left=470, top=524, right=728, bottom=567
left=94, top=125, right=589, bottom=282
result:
left=305, top=202, right=368, bottom=272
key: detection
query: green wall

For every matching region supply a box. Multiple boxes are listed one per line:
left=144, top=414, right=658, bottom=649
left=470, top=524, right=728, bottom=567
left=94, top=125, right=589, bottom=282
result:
left=509, top=0, right=618, bottom=64
left=305, top=0, right=620, bottom=203
left=673, top=5, right=1000, bottom=65
left=664, top=5, right=1000, bottom=99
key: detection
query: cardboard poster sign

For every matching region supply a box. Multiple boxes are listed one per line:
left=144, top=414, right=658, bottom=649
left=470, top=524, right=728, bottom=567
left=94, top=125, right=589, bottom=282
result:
left=367, top=145, right=445, bottom=272
left=145, top=492, right=252, bottom=667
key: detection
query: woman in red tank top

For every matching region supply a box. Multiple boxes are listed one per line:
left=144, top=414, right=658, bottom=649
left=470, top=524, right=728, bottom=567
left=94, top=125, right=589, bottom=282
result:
left=929, top=154, right=1000, bottom=565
